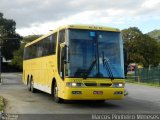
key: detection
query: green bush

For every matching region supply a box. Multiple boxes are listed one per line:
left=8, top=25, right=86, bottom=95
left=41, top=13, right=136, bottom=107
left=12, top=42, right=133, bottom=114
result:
left=0, top=97, right=4, bottom=111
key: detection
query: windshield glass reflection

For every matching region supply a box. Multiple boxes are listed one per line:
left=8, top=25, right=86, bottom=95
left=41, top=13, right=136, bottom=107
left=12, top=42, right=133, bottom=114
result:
left=67, top=29, right=124, bottom=78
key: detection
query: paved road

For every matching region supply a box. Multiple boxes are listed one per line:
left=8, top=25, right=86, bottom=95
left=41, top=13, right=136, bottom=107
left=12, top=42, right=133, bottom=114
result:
left=0, top=73, right=160, bottom=115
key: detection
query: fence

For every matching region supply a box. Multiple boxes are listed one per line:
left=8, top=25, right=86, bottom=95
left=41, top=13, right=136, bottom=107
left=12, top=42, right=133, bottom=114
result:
left=126, top=67, right=160, bottom=86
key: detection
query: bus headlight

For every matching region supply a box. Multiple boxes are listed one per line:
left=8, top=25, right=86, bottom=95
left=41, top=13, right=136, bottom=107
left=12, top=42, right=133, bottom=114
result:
left=112, top=83, right=125, bottom=88
left=66, top=82, right=84, bottom=87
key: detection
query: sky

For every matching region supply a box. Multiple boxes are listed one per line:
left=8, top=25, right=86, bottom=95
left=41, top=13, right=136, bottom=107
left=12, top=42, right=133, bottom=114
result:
left=0, top=0, right=160, bottom=36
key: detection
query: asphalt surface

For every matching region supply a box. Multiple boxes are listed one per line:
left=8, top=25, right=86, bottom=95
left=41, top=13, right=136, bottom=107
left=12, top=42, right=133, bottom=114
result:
left=0, top=73, right=160, bottom=119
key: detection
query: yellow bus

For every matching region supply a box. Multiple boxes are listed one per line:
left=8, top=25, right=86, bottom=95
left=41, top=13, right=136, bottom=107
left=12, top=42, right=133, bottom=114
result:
left=23, top=25, right=125, bottom=103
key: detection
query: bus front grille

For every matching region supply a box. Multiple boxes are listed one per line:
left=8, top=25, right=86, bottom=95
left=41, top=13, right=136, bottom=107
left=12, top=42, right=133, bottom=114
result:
left=84, top=83, right=112, bottom=87
left=84, top=83, right=97, bottom=86
left=100, top=83, right=112, bottom=87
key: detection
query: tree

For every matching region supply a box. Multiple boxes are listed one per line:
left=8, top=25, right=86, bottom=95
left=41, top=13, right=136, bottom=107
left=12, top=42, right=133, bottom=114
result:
left=138, top=35, right=160, bottom=67
left=147, top=29, right=160, bottom=42
left=11, top=35, right=41, bottom=69
left=0, top=12, right=22, bottom=60
left=122, top=27, right=143, bottom=75
left=122, top=27, right=160, bottom=68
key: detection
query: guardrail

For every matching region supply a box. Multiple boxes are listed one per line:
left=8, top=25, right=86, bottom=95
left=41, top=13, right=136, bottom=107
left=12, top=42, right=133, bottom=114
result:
left=126, top=67, right=160, bottom=86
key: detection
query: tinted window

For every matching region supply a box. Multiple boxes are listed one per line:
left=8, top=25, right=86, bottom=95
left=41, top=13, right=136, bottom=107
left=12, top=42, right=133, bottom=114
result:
left=68, top=29, right=124, bottom=78
left=49, top=34, right=57, bottom=54
left=24, top=33, right=57, bottom=60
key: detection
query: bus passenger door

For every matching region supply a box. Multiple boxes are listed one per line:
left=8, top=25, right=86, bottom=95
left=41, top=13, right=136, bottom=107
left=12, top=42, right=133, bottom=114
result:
left=60, top=44, right=67, bottom=79
left=58, top=30, right=66, bottom=80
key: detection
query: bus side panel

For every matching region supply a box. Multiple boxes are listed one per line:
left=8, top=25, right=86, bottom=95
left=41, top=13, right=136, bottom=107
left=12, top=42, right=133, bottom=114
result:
left=46, top=55, right=66, bottom=97
left=46, top=56, right=56, bottom=94
left=23, top=60, right=38, bottom=84
left=31, top=57, right=50, bottom=93
left=23, top=55, right=61, bottom=94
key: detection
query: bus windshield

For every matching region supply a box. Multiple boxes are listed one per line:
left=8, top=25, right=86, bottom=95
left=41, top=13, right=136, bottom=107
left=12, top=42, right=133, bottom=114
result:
left=67, top=29, right=124, bottom=79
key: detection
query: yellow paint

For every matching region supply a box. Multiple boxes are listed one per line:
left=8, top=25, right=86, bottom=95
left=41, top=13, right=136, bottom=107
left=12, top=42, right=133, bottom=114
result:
left=23, top=24, right=125, bottom=100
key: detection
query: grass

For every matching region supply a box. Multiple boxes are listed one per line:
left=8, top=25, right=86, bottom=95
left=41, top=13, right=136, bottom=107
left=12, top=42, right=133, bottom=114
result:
left=126, top=78, right=160, bottom=87
left=126, top=81, right=160, bottom=87
left=0, top=96, right=5, bottom=112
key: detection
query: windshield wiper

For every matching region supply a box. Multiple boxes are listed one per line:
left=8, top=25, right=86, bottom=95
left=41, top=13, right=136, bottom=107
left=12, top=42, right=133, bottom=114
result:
left=74, top=60, right=96, bottom=79
left=87, top=59, right=97, bottom=76
left=102, top=52, right=114, bottom=80
left=85, top=58, right=103, bottom=78
left=84, top=59, right=97, bottom=78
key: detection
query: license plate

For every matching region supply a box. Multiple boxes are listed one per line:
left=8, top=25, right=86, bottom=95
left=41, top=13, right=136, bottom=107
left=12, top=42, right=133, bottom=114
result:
left=93, top=91, right=103, bottom=94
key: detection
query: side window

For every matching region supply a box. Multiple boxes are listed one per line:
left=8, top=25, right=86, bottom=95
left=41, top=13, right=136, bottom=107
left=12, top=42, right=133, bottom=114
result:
left=42, top=33, right=57, bottom=56
left=59, top=30, right=65, bottom=45
left=42, top=37, right=50, bottom=56
left=37, top=42, right=43, bottom=57
left=23, top=32, right=57, bottom=60
left=24, top=43, right=38, bottom=60
left=49, top=33, right=57, bottom=54
left=24, top=47, right=29, bottom=60
left=29, top=45, right=37, bottom=59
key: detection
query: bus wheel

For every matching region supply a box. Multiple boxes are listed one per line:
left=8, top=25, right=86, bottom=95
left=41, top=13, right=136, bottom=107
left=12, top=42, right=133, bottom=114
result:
left=27, top=79, right=31, bottom=91
left=53, top=82, right=63, bottom=103
left=30, top=77, right=36, bottom=93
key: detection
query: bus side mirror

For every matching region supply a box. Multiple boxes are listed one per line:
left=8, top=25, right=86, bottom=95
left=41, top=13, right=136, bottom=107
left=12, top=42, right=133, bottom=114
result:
left=60, top=43, right=68, bottom=64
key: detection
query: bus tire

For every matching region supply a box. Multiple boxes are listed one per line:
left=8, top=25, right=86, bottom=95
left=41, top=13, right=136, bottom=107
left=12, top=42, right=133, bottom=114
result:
left=27, top=77, right=31, bottom=91
left=53, top=82, right=63, bottom=103
left=30, top=77, right=36, bottom=93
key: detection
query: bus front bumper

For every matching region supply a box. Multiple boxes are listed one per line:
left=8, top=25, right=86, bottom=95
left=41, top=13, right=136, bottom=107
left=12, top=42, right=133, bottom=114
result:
left=63, top=87, right=125, bottom=100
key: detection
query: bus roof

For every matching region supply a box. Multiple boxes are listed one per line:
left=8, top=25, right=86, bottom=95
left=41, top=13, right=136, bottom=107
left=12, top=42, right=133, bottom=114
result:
left=25, top=24, right=120, bottom=47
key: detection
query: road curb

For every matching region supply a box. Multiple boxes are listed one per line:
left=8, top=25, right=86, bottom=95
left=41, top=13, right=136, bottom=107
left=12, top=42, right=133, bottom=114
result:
left=16, top=73, right=22, bottom=76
